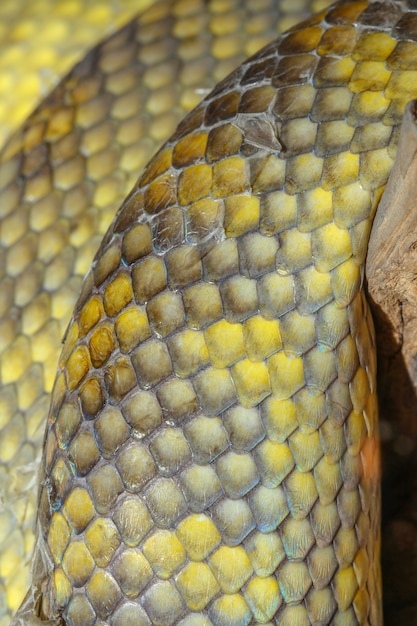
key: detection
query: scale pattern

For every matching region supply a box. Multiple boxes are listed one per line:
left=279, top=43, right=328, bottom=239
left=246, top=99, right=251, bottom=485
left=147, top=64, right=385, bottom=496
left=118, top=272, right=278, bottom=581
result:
left=0, top=0, right=151, bottom=147
left=13, top=0, right=417, bottom=623
left=1, top=1, right=332, bottom=620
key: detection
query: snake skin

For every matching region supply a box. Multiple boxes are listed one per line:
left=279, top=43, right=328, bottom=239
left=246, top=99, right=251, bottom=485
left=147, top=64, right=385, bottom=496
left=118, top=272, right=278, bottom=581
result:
left=3, top=0, right=417, bottom=624
left=1, top=1, right=333, bottom=621
left=0, top=0, right=153, bottom=148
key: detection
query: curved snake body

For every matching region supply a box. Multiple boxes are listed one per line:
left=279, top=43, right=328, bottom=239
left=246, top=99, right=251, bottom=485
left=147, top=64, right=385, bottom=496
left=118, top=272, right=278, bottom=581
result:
left=2, top=0, right=417, bottom=624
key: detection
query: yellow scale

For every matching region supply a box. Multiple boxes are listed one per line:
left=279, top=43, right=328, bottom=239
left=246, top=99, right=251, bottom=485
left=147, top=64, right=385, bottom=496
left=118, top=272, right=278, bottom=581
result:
left=0, top=0, right=415, bottom=624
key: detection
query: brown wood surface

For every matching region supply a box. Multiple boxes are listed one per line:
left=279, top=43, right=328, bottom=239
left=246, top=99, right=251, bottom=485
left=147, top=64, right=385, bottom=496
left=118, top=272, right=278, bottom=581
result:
left=367, top=100, right=417, bottom=622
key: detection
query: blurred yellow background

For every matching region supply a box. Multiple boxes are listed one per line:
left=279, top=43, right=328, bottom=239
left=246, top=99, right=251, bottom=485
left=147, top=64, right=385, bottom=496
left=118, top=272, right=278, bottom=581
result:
left=0, top=0, right=155, bottom=148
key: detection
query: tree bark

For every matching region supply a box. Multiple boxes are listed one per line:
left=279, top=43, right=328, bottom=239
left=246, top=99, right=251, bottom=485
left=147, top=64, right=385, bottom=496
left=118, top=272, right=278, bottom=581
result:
left=366, top=100, right=417, bottom=622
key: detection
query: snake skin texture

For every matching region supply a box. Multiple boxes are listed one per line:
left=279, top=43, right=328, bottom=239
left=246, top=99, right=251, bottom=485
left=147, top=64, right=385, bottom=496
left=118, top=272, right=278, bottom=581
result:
left=3, top=0, right=417, bottom=624
left=0, top=0, right=153, bottom=148
left=1, top=1, right=335, bottom=621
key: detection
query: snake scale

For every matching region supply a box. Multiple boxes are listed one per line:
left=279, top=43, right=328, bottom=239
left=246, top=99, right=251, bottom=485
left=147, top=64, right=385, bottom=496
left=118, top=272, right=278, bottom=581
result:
left=2, top=0, right=417, bottom=624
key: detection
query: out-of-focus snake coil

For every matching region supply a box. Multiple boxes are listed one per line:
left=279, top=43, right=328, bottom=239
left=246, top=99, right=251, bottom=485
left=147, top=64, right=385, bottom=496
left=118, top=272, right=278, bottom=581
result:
left=5, top=0, right=417, bottom=624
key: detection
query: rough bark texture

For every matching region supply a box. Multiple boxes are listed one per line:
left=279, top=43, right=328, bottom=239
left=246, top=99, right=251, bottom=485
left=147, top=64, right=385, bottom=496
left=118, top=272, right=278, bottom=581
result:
left=367, top=100, right=417, bottom=623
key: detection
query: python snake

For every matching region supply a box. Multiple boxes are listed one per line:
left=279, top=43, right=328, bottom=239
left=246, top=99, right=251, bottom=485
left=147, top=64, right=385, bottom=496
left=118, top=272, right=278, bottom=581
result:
left=2, top=0, right=417, bottom=624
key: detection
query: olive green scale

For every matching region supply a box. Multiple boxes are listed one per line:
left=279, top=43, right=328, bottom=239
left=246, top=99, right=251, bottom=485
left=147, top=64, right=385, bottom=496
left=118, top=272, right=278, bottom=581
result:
left=11, top=0, right=417, bottom=624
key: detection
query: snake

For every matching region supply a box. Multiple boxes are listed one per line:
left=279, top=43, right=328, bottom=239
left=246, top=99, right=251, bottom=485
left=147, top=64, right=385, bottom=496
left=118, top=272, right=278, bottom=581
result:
left=2, top=0, right=417, bottom=623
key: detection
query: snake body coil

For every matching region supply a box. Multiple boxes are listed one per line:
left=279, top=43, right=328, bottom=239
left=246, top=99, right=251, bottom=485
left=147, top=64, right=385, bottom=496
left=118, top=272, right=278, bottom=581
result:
left=4, top=0, right=417, bottom=624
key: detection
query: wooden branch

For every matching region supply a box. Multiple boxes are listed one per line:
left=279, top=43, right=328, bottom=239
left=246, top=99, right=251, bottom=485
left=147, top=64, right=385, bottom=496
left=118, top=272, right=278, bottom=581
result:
left=366, top=100, right=417, bottom=621
left=367, top=100, right=417, bottom=438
